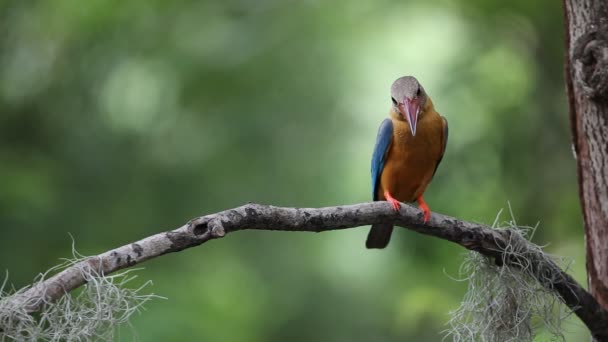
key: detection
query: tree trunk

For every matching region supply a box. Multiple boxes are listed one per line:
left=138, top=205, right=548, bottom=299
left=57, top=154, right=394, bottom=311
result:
left=563, top=0, right=608, bottom=336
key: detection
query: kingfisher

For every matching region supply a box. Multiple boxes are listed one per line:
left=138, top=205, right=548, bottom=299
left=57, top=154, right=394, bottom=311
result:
left=366, top=76, right=448, bottom=249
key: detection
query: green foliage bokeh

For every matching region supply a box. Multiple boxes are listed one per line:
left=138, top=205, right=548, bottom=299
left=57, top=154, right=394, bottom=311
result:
left=0, top=0, right=588, bottom=340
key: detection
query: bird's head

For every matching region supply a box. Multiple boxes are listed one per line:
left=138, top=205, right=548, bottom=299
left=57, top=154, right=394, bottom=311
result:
left=390, top=76, right=427, bottom=137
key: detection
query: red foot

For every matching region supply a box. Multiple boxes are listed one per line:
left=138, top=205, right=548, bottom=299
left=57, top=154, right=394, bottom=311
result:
left=417, top=196, right=431, bottom=223
left=384, top=191, right=401, bottom=212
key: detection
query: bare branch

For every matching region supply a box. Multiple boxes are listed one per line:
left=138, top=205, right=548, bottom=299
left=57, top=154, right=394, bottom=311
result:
left=8, top=202, right=608, bottom=340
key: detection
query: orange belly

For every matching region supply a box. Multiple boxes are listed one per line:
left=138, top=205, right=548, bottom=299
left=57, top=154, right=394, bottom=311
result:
left=377, top=114, right=444, bottom=202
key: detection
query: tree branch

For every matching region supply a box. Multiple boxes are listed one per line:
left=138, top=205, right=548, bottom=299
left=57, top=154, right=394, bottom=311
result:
left=10, top=202, right=608, bottom=340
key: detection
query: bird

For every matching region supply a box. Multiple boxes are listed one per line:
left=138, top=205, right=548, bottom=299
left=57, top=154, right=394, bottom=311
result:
left=366, top=76, right=448, bottom=249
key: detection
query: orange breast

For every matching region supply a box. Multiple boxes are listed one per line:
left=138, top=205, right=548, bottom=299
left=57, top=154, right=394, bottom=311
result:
left=377, top=110, right=444, bottom=202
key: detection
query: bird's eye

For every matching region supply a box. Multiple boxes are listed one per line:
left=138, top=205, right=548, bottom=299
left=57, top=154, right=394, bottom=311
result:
left=391, top=97, right=397, bottom=105
left=416, top=87, right=421, bottom=97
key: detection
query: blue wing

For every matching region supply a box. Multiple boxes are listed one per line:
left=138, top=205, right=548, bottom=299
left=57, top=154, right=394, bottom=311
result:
left=371, top=119, right=394, bottom=200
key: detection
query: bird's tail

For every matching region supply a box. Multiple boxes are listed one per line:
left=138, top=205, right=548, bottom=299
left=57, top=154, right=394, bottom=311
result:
left=365, top=223, right=394, bottom=249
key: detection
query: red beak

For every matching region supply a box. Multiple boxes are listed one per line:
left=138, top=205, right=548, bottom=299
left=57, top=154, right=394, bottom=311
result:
left=399, top=98, right=420, bottom=136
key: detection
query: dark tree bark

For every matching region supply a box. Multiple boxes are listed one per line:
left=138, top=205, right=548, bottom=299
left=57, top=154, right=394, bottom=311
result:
left=563, top=0, right=608, bottom=339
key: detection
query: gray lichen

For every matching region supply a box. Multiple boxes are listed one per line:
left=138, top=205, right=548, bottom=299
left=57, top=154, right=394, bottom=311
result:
left=0, top=248, right=160, bottom=342
left=444, top=209, right=570, bottom=342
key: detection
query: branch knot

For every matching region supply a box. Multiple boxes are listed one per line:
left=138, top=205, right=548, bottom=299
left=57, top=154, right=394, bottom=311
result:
left=573, top=19, right=608, bottom=101
left=208, top=219, right=226, bottom=237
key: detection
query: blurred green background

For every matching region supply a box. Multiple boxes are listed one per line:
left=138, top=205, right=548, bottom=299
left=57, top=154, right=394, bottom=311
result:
left=0, top=0, right=589, bottom=340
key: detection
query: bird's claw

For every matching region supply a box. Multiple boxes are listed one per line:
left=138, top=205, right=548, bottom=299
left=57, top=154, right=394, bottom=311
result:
left=417, top=196, right=431, bottom=223
left=421, top=207, right=430, bottom=223
left=384, top=191, right=401, bottom=212
left=388, top=199, right=401, bottom=211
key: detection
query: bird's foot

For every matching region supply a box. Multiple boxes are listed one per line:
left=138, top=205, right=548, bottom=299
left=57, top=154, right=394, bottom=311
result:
left=417, top=196, right=431, bottom=223
left=384, top=191, right=401, bottom=212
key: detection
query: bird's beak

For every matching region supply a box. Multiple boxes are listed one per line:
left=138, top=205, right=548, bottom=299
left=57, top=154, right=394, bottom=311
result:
left=399, top=98, right=420, bottom=137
